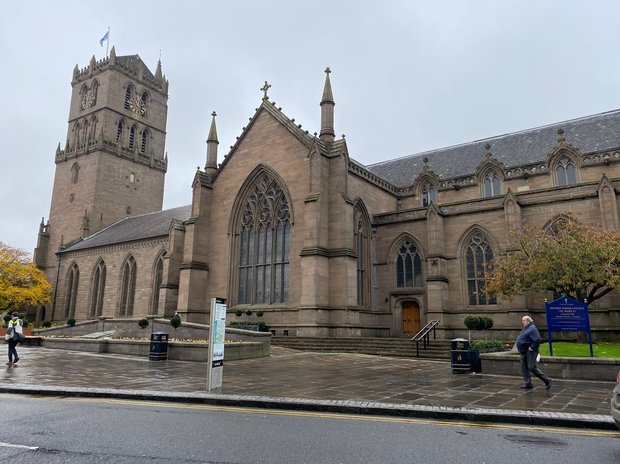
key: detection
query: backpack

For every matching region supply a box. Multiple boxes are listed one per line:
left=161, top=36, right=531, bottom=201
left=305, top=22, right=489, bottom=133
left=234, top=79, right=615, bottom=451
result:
left=6, top=326, right=14, bottom=338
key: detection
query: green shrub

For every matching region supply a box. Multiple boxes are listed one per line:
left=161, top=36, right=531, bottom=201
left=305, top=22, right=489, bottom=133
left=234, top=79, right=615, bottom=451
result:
left=470, top=339, right=502, bottom=350
left=464, top=315, right=481, bottom=330
left=170, top=315, right=181, bottom=329
left=42, top=320, right=52, bottom=328
left=67, top=318, right=76, bottom=327
left=256, top=311, right=264, bottom=317
left=464, top=315, right=494, bottom=331
left=138, top=318, right=149, bottom=329
left=235, top=309, right=243, bottom=317
left=245, top=310, right=253, bottom=316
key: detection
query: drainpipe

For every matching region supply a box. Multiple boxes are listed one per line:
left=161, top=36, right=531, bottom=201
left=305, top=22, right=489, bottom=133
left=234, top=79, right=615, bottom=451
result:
left=50, top=252, right=62, bottom=322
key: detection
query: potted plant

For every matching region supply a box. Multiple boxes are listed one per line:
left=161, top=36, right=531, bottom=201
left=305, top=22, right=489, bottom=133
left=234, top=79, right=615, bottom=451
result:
left=464, top=315, right=501, bottom=372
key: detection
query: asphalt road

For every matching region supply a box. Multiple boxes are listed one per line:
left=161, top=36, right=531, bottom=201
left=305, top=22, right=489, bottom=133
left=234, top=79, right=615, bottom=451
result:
left=0, top=395, right=619, bottom=464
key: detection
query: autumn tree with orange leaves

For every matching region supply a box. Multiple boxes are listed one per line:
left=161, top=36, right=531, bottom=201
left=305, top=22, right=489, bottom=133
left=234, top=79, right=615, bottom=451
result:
left=0, top=242, right=51, bottom=312
left=487, top=222, right=620, bottom=304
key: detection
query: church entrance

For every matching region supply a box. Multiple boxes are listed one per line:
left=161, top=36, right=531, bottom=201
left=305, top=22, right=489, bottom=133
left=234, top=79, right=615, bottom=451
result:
left=402, top=301, right=421, bottom=335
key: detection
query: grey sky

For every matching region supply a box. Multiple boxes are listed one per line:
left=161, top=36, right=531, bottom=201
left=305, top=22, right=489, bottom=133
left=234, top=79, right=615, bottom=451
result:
left=2, top=0, right=620, bottom=255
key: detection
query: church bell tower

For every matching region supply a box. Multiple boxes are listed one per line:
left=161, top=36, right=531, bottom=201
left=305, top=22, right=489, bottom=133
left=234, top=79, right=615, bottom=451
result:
left=35, top=47, right=169, bottom=283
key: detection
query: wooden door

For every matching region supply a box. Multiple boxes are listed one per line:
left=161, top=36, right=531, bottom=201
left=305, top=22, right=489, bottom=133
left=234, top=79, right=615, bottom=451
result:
left=402, top=301, right=421, bottom=335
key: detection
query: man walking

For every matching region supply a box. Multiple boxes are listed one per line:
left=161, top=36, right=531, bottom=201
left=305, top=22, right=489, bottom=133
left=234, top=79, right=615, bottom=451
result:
left=516, top=315, right=551, bottom=390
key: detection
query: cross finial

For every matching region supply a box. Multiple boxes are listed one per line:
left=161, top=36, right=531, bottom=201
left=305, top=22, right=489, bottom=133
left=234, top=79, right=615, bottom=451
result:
left=211, top=111, right=217, bottom=118
left=325, top=66, right=331, bottom=74
left=260, top=81, right=272, bottom=99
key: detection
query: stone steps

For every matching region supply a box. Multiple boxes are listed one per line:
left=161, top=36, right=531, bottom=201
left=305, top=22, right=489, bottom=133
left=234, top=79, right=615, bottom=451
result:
left=271, top=336, right=453, bottom=360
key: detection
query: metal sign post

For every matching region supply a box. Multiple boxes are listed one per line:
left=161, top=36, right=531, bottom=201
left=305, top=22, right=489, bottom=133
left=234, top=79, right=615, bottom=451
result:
left=207, top=297, right=227, bottom=391
left=545, top=296, right=593, bottom=357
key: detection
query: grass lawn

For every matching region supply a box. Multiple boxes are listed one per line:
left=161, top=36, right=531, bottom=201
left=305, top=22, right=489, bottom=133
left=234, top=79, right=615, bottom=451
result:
left=539, top=342, right=620, bottom=358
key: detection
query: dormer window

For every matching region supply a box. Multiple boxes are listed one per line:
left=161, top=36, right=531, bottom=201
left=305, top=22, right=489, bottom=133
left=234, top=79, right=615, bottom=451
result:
left=422, top=183, right=436, bottom=207
left=556, top=156, right=576, bottom=186
left=483, top=170, right=501, bottom=197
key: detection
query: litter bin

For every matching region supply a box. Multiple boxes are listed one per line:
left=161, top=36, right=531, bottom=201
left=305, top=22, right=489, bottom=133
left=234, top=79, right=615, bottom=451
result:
left=149, top=332, right=169, bottom=360
left=450, top=338, right=472, bottom=374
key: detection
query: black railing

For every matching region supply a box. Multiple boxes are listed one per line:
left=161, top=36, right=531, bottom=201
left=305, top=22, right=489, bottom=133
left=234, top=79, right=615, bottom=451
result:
left=411, top=320, right=440, bottom=357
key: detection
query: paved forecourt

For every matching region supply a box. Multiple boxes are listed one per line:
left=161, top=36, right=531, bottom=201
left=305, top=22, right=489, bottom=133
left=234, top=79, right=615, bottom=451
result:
left=0, top=346, right=615, bottom=430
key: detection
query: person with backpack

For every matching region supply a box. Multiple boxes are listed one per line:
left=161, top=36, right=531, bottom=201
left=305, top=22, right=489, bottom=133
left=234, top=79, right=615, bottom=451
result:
left=5, top=312, right=23, bottom=367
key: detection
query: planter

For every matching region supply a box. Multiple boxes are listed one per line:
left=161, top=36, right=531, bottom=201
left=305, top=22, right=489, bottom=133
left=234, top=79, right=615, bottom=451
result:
left=0, top=327, right=32, bottom=336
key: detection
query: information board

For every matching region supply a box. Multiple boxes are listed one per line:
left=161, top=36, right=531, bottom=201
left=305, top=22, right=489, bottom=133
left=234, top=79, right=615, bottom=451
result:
left=207, top=297, right=227, bottom=390
left=545, top=295, right=593, bottom=357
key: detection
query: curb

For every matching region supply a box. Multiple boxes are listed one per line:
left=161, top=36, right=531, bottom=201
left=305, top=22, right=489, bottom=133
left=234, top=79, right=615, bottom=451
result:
left=1, top=385, right=615, bottom=431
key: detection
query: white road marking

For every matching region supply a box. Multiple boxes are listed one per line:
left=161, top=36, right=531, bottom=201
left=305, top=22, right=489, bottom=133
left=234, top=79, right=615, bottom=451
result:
left=0, top=442, right=39, bottom=450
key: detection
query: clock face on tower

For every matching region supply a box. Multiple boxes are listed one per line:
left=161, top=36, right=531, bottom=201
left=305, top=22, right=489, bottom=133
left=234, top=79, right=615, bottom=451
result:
left=81, top=90, right=95, bottom=110
left=129, top=96, right=146, bottom=116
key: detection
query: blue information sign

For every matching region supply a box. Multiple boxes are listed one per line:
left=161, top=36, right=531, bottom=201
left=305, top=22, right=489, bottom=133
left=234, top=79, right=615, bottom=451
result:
left=545, top=296, right=593, bottom=357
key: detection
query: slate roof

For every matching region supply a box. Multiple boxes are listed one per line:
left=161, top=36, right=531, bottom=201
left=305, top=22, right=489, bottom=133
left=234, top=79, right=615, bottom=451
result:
left=62, top=205, right=192, bottom=253
left=365, top=109, right=620, bottom=188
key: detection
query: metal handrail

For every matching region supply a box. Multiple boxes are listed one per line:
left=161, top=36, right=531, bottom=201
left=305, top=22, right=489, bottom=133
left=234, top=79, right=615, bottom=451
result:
left=411, top=320, right=440, bottom=357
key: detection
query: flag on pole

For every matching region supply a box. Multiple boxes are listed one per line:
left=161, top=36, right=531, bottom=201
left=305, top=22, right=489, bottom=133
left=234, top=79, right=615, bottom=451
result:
left=99, top=30, right=109, bottom=47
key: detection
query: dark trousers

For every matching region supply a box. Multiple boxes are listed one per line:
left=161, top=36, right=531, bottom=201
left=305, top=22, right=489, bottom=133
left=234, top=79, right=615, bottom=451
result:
left=520, top=350, right=550, bottom=386
left=7, top=339, right=18, bottom=363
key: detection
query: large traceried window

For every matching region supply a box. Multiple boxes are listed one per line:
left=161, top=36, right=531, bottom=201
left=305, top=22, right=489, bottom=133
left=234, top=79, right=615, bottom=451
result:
left=483, top=170, right=501, bottom=197
left=237, top=174, right=291, bottom=305
left=354, top=203, right=370, bottom=307
left=65, top=263, right=79, bottom=318
left=90, top=260, right=106, bottom=317
left=396, top=239, right=423, bottom=288
left=465, top=232, right=496, bottom=305
left=151, top=256, right=164, bottom=314
left=555, top=156, right=576, bottom=186
left=119, top=256, right=137, bottom=316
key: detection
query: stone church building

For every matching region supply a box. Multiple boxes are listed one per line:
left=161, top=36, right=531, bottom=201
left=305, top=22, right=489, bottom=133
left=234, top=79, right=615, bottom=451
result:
left=34, top=48, right=620, bottom=340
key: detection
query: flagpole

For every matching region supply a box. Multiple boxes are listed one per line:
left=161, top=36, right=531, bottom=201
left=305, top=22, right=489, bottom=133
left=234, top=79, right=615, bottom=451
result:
left=106, top=27, right=110, bottom=58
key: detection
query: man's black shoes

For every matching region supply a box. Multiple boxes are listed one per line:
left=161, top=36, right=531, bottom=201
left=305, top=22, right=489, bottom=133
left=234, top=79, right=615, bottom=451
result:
left=545, top=381, right=551, bottom=390
left=520, top=384, right=533, bottom=390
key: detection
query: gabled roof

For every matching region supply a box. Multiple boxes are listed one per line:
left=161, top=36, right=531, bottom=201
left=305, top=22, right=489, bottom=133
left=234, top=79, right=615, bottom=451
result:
left=214, top=98, right=327, bottom=178
left=365, top=108, right=620, bottom=188
left=61, top=205, right=192, bottom=253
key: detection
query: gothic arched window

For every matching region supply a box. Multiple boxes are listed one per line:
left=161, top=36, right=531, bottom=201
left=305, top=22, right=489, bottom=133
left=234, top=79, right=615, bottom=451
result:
left=124, top=85, right=134, bottom=110
left=71, top=163, right=80, bottom=184
left=65, top=263, right=79, bottom=318
left=483, top=170, right=501, bottom=197
left=422, top=183, right=436, bottom=207
left=354, top=203, right=370, bottom=307
left=236, top=173, right=291, bottom=305
left=151, top=256, right=164, bottom=314
left=140, top=129, right=148, bottom=154
left=555, top=156, right=576, bottom=186
left=129, top=126, right=136, bottom=150
left=116, top=120, right=124, bottom=143
left=90, top=260, right=106, bottom=317
left=396, top=239, right=423, bottom=288
left=465, top=232, right=496, bottom=305
left=119, top=256, right=137, bottom=316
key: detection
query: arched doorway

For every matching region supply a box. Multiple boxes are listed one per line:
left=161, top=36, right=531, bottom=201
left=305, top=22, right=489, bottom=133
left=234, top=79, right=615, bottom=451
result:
left=402, top=301, right=421, bottom=335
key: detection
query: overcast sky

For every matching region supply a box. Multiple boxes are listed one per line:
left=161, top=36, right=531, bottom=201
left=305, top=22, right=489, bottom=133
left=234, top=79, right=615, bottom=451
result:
left=2, top=0, right=620, bottom=255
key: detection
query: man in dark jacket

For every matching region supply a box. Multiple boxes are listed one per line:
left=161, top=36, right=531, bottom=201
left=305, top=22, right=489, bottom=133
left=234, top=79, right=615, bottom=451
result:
left=516, top=316, right=551, bottom=390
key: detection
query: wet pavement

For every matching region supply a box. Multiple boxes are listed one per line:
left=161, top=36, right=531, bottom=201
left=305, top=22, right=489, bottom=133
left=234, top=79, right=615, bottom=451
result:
left=0, top=345, right=616, bottom=429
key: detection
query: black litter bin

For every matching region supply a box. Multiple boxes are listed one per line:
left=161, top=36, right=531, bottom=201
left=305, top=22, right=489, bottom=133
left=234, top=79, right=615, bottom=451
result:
left=450, top=338, right=472, bottom=374
left=149, top=332, right=169, bottom=360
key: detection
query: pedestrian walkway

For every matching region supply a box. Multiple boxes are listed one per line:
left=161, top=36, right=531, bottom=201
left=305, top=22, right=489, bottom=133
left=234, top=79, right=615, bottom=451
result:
left=0, top=346, right=616, bottom=430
